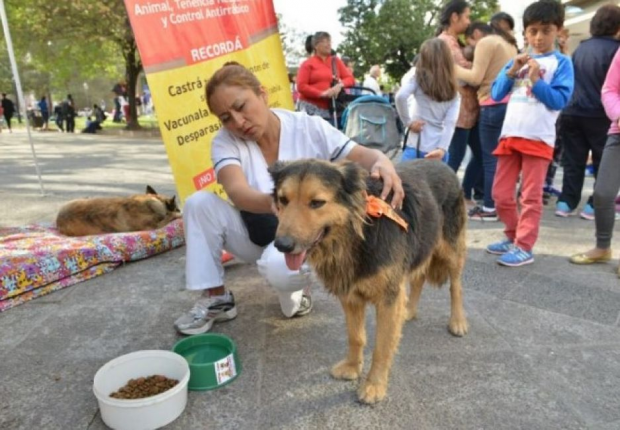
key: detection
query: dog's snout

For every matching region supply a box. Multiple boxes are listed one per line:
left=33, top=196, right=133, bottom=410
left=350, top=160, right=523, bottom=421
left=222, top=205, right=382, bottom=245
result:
left=274, top=236, right=296, bottom=253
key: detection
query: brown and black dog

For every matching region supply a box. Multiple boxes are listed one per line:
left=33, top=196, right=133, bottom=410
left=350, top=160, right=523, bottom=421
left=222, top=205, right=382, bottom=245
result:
left=270, top=159, right=468, bottom=404
left=56, top=186, right=181, bottom=236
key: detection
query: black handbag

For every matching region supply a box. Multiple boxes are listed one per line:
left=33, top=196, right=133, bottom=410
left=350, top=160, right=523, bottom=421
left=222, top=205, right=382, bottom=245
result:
left=329, top=58, right=347, bottom=117
left=403, top=128, right=422, bottom=156
left=239, top=211, right=278, bottom=247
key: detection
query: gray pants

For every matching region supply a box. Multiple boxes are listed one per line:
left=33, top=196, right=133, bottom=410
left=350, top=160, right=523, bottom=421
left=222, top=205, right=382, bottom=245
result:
left=594, top=134, right=620, bottom=249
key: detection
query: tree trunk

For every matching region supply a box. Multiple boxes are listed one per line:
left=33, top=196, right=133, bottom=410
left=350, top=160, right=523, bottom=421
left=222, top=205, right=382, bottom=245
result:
left=124, top=44, right=142, bottom=131
left=121, top=15, right=143, bottom=131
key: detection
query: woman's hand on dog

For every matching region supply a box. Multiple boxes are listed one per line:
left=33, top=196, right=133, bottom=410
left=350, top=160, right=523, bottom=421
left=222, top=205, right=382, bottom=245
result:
left=347, top=146, right=404, bottom=209
left=370, top=160, right=405, bottom=210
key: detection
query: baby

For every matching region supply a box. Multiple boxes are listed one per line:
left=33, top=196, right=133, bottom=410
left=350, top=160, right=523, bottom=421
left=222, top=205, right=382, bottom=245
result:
left=463, top=44, right=475, bottom=62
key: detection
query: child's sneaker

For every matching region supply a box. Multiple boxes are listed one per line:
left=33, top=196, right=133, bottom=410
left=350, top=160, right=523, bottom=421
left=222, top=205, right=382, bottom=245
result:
left=497, top=246, right=534, bottom=267
left=555, top=201, right=573, bottom=218
left=579, top=203, right=595, bottom=221
left=543, top=185, right=561, bottom=197
left=468, top=205, right=498, bottom=221
left=486, top=239, right=514, bottom=255
left=464, top=198, right=477, bottom=209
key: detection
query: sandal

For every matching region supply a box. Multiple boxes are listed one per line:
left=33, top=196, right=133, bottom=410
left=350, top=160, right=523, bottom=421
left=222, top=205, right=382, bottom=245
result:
left=569, top=250, right=612, bottom=265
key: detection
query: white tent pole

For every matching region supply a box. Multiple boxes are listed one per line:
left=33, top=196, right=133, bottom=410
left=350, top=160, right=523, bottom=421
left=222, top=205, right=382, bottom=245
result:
left=0, top=0, right=46, bottom=195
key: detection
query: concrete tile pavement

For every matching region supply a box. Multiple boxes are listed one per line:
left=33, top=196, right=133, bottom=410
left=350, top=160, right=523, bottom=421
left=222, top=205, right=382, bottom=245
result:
left=1, top=131, right=620, bottom=429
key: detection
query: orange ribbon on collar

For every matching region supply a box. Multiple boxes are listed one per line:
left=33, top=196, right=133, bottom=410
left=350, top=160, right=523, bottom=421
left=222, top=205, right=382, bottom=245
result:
left=365, top=195, right=408, bottom=232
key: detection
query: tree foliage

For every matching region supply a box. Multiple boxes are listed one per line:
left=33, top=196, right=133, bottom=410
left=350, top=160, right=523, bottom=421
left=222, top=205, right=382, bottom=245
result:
left=1, top=0, right=141, bottom=128
left=277, top=13, right=308, bottom=69
left=338, top=0, right=498, bottom=83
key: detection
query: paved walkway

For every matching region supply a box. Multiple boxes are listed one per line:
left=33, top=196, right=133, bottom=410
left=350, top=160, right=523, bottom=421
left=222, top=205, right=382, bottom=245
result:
left=1, top=131, right=619, bottom=429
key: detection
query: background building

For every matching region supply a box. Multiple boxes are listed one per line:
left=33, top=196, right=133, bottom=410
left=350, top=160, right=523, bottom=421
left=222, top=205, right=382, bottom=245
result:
left=499, top=0, right=620, bottom=53
left=563, top=0, right=620, bottom=52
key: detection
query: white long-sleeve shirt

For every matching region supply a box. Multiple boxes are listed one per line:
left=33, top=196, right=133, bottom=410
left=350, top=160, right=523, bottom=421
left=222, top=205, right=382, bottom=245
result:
left=400, top=67, right=418, bottom=120
left=395, top=77, right=460, bottom=153
left=492, top=50, right=574, bottom=147
left=362, top=76, right=382, bottom=96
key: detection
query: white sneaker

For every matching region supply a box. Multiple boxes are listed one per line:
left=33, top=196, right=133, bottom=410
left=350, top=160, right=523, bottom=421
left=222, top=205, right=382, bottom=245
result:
left=294, top=294, right=313, bottom=317
left=174, top=292, right=237, bottom=335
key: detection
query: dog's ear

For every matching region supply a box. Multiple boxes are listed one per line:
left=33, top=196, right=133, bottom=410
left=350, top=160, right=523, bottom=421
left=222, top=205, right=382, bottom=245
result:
left=166, top=196, right=179, bottom=212
left=337, top=161, right=367, bottom=195
left=268, top=161, right=287, bottom=185
left=146, top=185, right=157, bottom=195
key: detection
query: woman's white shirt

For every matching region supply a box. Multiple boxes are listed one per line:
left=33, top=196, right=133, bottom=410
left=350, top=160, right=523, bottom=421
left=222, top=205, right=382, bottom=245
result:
left=211, top=109, right=356, bottom=193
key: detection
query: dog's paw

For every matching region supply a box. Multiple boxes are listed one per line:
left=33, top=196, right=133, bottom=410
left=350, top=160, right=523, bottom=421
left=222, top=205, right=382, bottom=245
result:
left=405, top=308, right=418, bottom=321
left=357, top=380, right=387, bottom=404
left=330, top=360, right=362, bottom=380
left=448, top=317, right=469, bottom=337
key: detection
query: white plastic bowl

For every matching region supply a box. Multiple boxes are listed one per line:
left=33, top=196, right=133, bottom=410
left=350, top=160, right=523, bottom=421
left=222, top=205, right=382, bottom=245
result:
left=93, top=350, right=190, bottom=430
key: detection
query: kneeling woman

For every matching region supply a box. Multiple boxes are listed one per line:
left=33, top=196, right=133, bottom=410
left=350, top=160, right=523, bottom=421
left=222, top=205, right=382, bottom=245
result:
left=175, top=63, right=404, bottom=335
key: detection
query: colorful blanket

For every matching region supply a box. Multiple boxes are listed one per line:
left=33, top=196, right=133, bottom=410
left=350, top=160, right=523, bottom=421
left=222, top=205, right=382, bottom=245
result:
left=0, top=219, right=185, bottom=312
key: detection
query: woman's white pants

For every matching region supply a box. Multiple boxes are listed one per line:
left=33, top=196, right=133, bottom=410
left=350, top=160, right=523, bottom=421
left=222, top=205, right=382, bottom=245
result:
left=183, top=191, right=311, bottom=317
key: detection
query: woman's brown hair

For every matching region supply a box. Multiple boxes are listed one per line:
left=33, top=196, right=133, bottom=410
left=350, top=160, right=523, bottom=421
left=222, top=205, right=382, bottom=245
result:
left=206, top=62, right=262, bottom=111
left=415, top=38, right=457, bottom=102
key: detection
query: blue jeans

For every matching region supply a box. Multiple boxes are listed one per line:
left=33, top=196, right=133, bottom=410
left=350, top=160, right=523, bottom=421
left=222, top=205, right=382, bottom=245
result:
left=447, top=127, right=471, bottom=172
left=478, top=104, right=508, bottom=209
left=462, top=122, right=484, bottom=200
left=401, top=147, right=449, bottom=163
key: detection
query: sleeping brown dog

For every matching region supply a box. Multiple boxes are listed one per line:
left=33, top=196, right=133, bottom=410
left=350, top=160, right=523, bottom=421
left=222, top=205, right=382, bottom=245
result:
left=56, top=186, right=181, bottom=236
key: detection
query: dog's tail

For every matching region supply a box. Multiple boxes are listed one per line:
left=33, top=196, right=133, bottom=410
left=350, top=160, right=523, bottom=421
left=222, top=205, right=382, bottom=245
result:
left=442, top=189, right=466, bottom=248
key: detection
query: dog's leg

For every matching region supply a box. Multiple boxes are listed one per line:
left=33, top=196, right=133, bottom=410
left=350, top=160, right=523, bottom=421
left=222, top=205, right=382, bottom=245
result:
left=331, top=295, right=366, bottom=381
left=448, top=245, right=468, bottom=337
left=405, top=274, right=425, bottom=321
left=358, top=282, right=406, bottom=404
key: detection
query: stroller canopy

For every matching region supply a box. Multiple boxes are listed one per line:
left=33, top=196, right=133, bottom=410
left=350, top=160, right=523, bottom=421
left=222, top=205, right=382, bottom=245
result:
left=341, top=95, right=403, bottom=155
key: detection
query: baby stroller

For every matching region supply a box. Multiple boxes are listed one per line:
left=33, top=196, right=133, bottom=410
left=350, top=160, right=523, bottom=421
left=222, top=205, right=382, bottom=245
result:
left=339, top=90, right=403, bottom=159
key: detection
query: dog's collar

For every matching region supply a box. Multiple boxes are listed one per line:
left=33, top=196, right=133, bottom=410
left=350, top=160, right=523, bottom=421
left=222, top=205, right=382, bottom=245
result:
left=366, top=195, right=408, bottom=231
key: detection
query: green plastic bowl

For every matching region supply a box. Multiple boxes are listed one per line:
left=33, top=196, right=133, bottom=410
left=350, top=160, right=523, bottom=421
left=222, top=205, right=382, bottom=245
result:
left=172, top=334, right=241, bottom=391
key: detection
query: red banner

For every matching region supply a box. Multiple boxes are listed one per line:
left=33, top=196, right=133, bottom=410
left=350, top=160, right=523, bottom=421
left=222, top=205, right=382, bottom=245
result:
left=124, top=0, right=292, bottom=202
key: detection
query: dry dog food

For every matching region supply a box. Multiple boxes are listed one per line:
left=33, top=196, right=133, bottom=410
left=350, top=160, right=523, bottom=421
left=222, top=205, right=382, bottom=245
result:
left=110, top=375, right=179, bottom=399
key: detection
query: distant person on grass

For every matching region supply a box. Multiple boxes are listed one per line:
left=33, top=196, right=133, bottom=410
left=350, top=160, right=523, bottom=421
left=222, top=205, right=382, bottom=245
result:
left=54, top=103, right=64, bottom=132
left=82, top=105, right=107, bottom=134
left=38, top=96, right=49, bottom=130
left=1, top=93, right=15, bottom=133
left=63, top=94, right=76, bottom=133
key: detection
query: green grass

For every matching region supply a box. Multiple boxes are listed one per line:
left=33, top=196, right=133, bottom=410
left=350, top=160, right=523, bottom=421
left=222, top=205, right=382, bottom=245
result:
left=7, top=114, right=160, bottom=131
